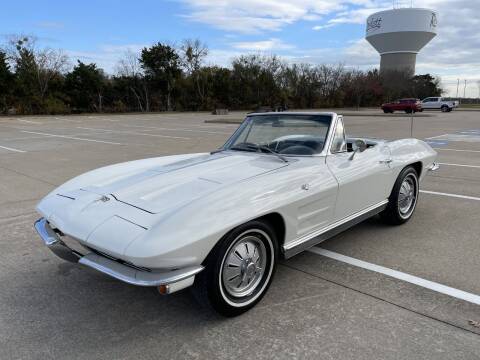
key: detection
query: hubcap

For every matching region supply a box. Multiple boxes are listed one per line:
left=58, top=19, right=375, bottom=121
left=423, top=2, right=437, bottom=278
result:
left=221, top=235, right=267, bottom=298
left=398, top=174, right=417, bottom=217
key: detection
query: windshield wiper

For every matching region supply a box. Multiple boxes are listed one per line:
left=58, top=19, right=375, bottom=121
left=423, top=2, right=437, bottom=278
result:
left=231, top=143, right=288, bottom=163
left=210, top=148, right=225, bottom=155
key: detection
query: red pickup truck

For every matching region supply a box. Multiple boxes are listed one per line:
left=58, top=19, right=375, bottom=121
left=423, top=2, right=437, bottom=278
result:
left=381, top=98, right=422, bottom=113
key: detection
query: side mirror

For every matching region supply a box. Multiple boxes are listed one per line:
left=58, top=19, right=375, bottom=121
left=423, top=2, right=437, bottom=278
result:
left=349, top=139, right=367, bottom=160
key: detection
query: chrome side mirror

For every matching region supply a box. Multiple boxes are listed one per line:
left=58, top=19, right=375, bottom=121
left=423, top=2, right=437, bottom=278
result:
left=349, top=139, right=367, bottom=160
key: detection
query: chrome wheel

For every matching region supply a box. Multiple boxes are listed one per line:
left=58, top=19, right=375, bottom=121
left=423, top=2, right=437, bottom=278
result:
left=193, top=221, right=277, bottom=316
left=221, top=234, right=267, bottom=298
left=398, top=174, right=418, bottom=218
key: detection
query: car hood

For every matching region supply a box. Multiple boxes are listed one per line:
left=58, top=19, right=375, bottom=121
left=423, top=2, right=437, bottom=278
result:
left=72, top=152, right=288, bottom=214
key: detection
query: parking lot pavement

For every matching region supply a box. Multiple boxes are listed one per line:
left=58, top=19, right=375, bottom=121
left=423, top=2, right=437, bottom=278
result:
left=1, top=110, right=480, bottom=359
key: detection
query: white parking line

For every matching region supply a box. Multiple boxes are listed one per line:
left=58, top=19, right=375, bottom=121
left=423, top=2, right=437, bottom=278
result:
left=437, top=148, right=480, bottom=154
left=420, top=190, right=480, bottom=201
left=76, top=127, right=190, bottom=140
left=437, top=162, right=480, bottom=169
left=21, top=131, right=123, bottom=145
left=1, top=136, right=49, bottom=141
left=0, top=145, right=27, bottom=153
left=308, top=247, right=480, bottom=306
left=427, top=134, right=480, bottom=143
left=17, top=119, right=42, bottom=124
left=52, top=117, right=80, bottom=123
left=426, top=134, right=449, bottom=140
left=460, top=130, right=480, bottom=134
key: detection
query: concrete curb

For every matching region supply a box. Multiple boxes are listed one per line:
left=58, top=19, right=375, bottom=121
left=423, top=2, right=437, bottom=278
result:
left=205, top=112, right=434, bottom=124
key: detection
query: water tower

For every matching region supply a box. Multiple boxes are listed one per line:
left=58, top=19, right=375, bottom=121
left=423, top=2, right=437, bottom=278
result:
left=365, top=8, right=437, bottom=74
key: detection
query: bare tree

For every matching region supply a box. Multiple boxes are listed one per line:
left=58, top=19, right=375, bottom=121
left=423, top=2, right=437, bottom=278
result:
left=345, top=69, right=367, bottom=109
left=5, top=35, right=68, bottom=101
left=36, top=48, right=69, bottom=100
left=115, top=50, right=142, bottom=77
left=3, top=34, right=36, bottom=63
left=180, top=39, right=208, bottom=107
left=180, top=38, right=208, bottom=74
left=115, top=51, right=149, bottom=112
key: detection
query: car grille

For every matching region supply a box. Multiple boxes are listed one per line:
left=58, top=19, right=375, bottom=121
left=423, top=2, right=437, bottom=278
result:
left=51, top=223, right=151, bottom=273
left=89, top=248, right=152, bottom=272
left=57, top=233, right=90, bottom=256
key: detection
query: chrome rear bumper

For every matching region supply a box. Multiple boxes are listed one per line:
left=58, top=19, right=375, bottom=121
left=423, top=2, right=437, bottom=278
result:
left=34, top=218, right=203, bottom=292
left=428, top=162, right=440, bottom=172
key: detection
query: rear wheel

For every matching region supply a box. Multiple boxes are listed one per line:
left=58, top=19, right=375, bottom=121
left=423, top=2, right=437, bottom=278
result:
left=380, top=166, right=419, bottom=225
left=192, top=220, right=278, bottom=317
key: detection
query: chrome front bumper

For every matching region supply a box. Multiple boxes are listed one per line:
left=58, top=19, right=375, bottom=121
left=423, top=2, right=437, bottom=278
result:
left=34, top=218, right=203, bottom=293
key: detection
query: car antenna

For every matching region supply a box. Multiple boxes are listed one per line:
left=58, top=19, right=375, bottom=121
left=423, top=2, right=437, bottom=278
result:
left=410, top=112, right=414, bottom=137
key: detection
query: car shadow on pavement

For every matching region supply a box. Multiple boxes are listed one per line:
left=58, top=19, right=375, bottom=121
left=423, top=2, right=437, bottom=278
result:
left=3, top=255, right=329, bottom=358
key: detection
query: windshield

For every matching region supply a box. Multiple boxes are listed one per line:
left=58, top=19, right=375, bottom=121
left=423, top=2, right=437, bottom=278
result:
left=224, top=114, right=332, bottom=156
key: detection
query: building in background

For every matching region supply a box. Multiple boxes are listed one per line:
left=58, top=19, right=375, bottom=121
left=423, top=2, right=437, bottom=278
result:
left=365, top=8, right=438, bottom=74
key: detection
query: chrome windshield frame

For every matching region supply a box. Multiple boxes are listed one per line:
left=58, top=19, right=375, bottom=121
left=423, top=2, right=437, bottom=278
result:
left=219, top=112, right=339, bottom=158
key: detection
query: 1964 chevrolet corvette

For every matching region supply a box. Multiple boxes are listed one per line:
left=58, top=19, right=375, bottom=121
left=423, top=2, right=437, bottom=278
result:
left=35, top=112, right=438, bottom=316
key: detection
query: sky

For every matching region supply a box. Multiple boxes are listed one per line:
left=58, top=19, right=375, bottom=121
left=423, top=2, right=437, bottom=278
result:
left=1, top=0, right=479, bottom=97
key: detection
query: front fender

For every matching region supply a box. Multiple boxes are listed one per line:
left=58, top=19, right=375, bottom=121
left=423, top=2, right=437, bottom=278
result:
left=123, top=160, right=337, bottom=269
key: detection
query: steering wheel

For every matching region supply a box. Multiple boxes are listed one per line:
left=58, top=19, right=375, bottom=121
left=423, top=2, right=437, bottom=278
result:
left=278, top=145, right=315, bottom=155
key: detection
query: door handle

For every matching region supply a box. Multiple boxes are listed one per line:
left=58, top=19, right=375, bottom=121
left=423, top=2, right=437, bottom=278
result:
left=379, top=159, right=393, bottom=164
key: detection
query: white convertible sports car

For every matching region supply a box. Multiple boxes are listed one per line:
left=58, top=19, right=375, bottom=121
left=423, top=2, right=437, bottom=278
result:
left=35, top=112, right=438, bottom=316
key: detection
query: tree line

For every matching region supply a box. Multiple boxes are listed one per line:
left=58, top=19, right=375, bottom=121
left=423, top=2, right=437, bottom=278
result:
left=0, top=36, right=443, bottom=115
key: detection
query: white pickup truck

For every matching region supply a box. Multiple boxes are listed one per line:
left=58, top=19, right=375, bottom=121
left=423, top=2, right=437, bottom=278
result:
left=421, top=97, right=459, bottom=112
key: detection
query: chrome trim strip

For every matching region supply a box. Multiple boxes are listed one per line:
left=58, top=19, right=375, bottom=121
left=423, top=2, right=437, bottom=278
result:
left=79, top=254, right=204, bottom=287
left=326, top=114, right=345, bottom=155
left=283, top=200, right=389, bottom=258
left=321, top=114, right=340, bottom=156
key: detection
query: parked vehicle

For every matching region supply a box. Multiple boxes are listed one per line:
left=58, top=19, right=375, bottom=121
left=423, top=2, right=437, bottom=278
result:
left=381, top=98, right=422, bottom=113
left=34, top=112, right=438, bottom=316
left=421, top=97, right=459, bottom=112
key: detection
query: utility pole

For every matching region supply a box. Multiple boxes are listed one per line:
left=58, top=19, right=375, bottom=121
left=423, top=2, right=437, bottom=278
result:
left=464, top=80, right=467, bottom=98
left=456, top=79, right=460, bottom=98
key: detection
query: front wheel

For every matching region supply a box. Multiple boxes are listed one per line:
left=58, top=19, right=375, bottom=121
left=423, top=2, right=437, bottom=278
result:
left=380, top=166, right=419, bottom=225
left=193, top=220, right=278, bottom=317
left=441, top=105, right=449, bottom=112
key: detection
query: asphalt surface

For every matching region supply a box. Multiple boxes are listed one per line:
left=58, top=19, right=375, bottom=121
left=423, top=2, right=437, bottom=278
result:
left=1, top=110, right=479, bottom=359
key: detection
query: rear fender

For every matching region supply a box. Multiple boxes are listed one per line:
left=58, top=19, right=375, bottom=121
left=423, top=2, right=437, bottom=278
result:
left=387, top=139, right=437, bottom=182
